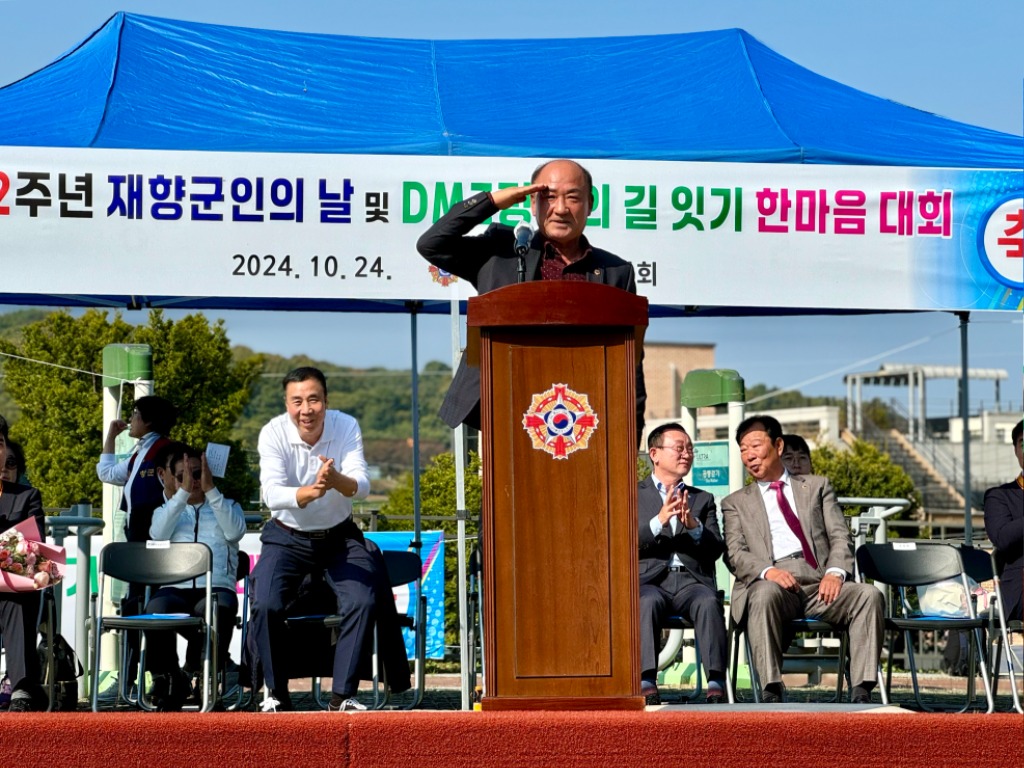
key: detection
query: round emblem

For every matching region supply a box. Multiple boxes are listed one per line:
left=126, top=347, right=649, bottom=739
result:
left=522, top=384, right=599, bottom=460
left=977, top=196, right=1024, bottom=290
left=428, top=265, right=458, bottom=287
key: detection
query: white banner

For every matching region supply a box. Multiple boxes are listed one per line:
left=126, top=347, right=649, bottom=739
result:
left=1, top=147, right=1020, bottom=312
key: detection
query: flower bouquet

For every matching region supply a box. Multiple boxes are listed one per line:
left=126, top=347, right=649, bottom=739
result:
left=0, top=517, right=65, bottom=592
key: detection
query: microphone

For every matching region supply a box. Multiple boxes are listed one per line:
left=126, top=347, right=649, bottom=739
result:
left=513, top=221, right=533, bottom=256
left=513, top=220, right=533, bottom=284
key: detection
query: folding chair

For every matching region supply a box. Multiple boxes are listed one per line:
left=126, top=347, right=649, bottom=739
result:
left=220, top=550, right=252, bottom=711
left=657, top=591, right=734, bottom=703
left=958, top=545, right=1023, bottom=714
left=361, top=549, right=426, bottom=710
left=90, top=541, right=218, bottom=712
left=728, top=616, right=850, bottom=703
left=283, top=549, right=425, bottom=710
left=856, top=541, right=994, bottom=713
left=303, top=549, right=426, bottom=710
left=991, top=606, right=1024, bottom=715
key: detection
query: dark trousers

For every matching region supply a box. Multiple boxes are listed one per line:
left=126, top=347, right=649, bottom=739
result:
left=640, top=571, right=727, bottom=681
left=0, top=590, right=42, bottom=691
left=251, top=520, right=379, bottom=698
left=143, top=587, right=238, bottom=674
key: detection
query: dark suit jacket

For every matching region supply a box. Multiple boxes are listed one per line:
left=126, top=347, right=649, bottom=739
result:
left=721, top=474, right=854, bottom=624
left=416, top=192, right=647, bottom=445
left=984, top=479, right=1023, bottom=621
left=0, top=481, right=45, bottom=541
left=637, top=476, right=723, bottom=591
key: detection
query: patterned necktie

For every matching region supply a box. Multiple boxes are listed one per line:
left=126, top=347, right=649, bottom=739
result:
left=769, top=480, right=818, bottom=569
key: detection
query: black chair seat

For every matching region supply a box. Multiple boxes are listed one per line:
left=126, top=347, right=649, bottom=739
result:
left=103, top=615, right=206, bottom=631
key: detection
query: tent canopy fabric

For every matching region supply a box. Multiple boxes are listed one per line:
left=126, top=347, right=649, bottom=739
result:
left=0, top=12, right=1020, bottom=168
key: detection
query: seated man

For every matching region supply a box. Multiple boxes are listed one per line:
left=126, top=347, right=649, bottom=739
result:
left=638, top=423, right=728, bottom=704
left=144, top=442, right=246, bottom=711
left=250, top=366, right=409, bottom=712
left=781, top=434, right=813, bottom=476
left=722, top=415, right=884, bottom=704
left=0, top=416, right=49, bottom=712
left=984, top=419, right=1023, bottom=622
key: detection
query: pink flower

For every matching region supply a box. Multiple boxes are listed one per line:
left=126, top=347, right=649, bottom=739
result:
left=33, top=572, right=50, bottom=588
left=16, top=540, right=29, bottom=556
left=26, top=553, right=36, bottom=566
left=9, top=562, right=23, bottom=574
left=0, top=549, right=9, bottom=560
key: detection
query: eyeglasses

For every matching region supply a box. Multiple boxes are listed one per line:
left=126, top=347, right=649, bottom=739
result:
left=657, top=445, right=693, bottom=456
left=3, top=458, right=17, bottom=469
left=175, top=469, right=202, bottom=482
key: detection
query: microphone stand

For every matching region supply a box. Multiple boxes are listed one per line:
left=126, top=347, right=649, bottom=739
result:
left=517, top=251, right=526, bottom=284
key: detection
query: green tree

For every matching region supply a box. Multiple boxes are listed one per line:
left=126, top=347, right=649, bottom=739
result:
left=0, top=309, right=263, bottom=508
left=811, top=439, right=920, bottom=521
left=378, top=452, right=482, bottom=656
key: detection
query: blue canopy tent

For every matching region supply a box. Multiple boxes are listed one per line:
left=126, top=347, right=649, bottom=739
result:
left=1, top=13, right=1018, bottom=163
left=1, top=13, right=1020, bottom=705
left=0, top=12, right=1019, bottom=312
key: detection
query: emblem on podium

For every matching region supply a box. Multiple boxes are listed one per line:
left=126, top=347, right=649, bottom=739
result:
left=522, top=383, right=599, bottom=459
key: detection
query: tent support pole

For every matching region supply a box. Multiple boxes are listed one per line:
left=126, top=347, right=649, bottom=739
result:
left=958, top=311, right=973, bottom=543
left=449, top=292, right=472, bottom=710
left=407, top=303, right=422, bottom=549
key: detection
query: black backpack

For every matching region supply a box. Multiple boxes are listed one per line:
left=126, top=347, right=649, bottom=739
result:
left=38, top=629, right=83, bottom=711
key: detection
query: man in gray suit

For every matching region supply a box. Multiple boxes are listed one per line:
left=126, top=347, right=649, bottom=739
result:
left=416, top=158, right=646, bottom=448
left=722, top=415, right=883, bottom=704
left=638, top=423, right=727, bottom=704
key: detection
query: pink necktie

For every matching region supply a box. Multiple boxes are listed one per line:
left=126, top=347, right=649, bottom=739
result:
left=770, top=480, right=818, bottom=569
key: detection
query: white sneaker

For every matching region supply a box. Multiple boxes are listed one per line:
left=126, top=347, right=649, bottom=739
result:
left=328, top=697, right=367, bottom=712
left=261, top=695, right=282, bottom=713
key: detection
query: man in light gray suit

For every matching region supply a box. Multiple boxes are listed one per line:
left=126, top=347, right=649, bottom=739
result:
left=722, top=415, right=883, bottom=704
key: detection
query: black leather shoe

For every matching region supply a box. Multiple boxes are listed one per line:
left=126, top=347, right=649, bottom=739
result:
left=760, top=683, right=786, bottom=704
left=641, top=680, right=661, bottom=706
left=851, top=686, right=873, bottom=704
left=8, top=689, right=47, bottom=712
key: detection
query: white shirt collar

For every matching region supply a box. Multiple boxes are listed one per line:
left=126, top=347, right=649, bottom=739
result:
left=756, top=469, right=791, bottom=492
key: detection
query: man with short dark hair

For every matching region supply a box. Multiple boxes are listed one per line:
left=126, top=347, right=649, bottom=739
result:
left=781, top=434, right=813, bottom=476
left=251, top=366, right=409, bottom=712
left=416, top=158, right=646, bottom=447
left=983, top=420, right=1023, bottom=621
left=638, top=423, right=727, bottom=704
left=0, top=415, right=49, bottom=711
left=722, top=415, right=884, bottom=704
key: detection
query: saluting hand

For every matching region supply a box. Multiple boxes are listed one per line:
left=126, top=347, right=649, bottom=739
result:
left=491, top=183, right=546, bottom=211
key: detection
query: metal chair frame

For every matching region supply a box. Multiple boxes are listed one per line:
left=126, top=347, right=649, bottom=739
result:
left=285, top=548, right=427, bottom=710
left=856, top=541, right=994, bottom=713
left=958, top=544, right=1022, bottom=714
left=728, top=616, right=854, bottom=703
left=90, top=541, right=217, bottom=712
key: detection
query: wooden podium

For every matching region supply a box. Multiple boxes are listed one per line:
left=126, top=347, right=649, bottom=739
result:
left=470, top=281, right=648, bottom=711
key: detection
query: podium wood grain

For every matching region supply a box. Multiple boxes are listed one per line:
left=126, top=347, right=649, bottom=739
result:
left=470, top=282, right=647, bottom=710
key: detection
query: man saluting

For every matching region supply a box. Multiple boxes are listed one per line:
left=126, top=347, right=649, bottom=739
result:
left=417, top=158, right=646, bottom=448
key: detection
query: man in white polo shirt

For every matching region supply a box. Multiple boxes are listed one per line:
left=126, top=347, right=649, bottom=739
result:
left=252, top=366, right=408, bottom=712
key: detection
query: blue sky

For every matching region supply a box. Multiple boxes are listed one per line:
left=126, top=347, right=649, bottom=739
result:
left=1, top=0, right=1021, bottom=414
